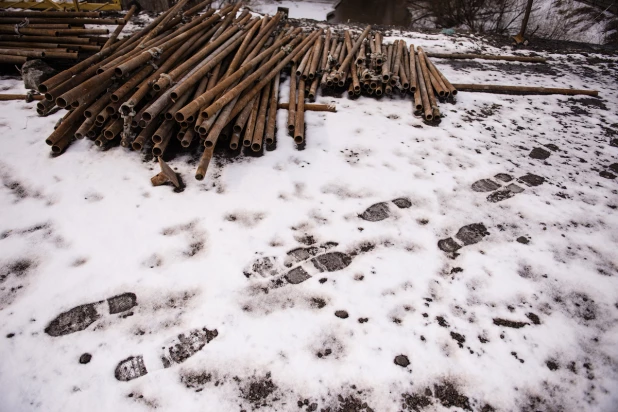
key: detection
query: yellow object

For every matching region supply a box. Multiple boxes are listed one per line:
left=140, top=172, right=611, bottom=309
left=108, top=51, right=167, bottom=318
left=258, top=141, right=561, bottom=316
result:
left=0, top=0, right=121, bottom=11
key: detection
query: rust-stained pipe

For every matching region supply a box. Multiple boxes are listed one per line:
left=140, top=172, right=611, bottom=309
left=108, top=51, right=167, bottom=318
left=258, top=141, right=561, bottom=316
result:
left=104, top=118, right=123, bottom=140
left=181, top=127, right=197, bottom=148
left=308, top=29, right=323, bottom=80
left=308, top=76, right=319, bottom=101
left=393, top=40, right=403, bottom=83
left=320, top=28, right=331, bottom=72
left=251, top=77, right=271, bottom=152
left=417, top=46, right=439, bottom=119
left=0, top=93, right=44, bottom=101
left=296, top=45, right=313, bottom=77
left=0, top=48, right=46, bottom=57
left=229, top=130, right=241, bottom=150
left=398, top=55, right=409, bottom=90
left=278, top=103, right=336, bottom=112
left=102, top=5, right=137, bottom=50
left=287, top=64, right=297, bottom=133
left=0, top=11, right=102, bottom=17
left=451, top=84, right=599, bottom=96
left=409, top=44, right=417, bottom=92
left=413, top=86, right=422, bottom=111
left=195, top=145, right=214, bottom=180
left=132, top=118, right=162, bottom=151
left=301, top=48, right=313, bottom=81
left=75, top=117, right=94, bottom=139
left=264, top=72, right=280, bottom=146
left=233, top=94, right=258, bottom=134
left=415, top=52, right=433, bottom=120
left=183, top=0, right=214, bottom=17
left=45, top=105, right=87, bottom=146
left=242, top=92, right=260, bottom=147
left=426, top=52, right=546, bottom=63
left=293, top=78, right=305, bottom=144
left=0, top=54, right=25, bottom=64
left=152, top=120, right=175, bottom=156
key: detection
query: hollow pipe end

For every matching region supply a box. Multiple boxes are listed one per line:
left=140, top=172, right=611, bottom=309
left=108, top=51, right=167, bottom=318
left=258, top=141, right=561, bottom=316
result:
left=229, top=143, right=238, bottom=150
left=132, top=143, right=142, bottom=151
left=251, top=143, right=261, bottom=152
left=204, top=141, right=213, bottom=148
left=265, top=138, right=273, bottom=145
left=152, top=148, right=162, bottom=156
left=293, top=136, right=303, bottom=144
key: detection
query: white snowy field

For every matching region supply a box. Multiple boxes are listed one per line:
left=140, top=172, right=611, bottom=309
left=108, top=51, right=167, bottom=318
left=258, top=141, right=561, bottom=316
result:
left=1, top=26, right=618, bottom=412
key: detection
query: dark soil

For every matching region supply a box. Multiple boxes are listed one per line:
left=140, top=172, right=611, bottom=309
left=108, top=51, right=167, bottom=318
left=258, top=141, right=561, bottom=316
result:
left=240, top=373, right=278, bottom=408
left=493, top=318, right=529, bottom=328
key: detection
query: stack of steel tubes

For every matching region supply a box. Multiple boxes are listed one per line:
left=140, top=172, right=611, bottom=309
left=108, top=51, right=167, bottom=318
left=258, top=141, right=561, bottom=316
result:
left=317, top=30, right=457, bottom=121
left=0, top=8, right=142, bottom=64
left=41, top=2, right=318, bottom=180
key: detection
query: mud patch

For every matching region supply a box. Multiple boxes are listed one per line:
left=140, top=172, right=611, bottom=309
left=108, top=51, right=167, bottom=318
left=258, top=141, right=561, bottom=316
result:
left=240, top=372, right=279, bottom=409
left=359, top=202, right=390, bottom=222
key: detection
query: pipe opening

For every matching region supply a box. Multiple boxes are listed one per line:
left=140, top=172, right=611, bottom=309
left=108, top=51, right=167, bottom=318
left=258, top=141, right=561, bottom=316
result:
left=174, top=112, right=185, bottom=122
left=51, top=145, right=61, bottom=153
left=287, top=124, right=294, bottom=133
left=170, top=91, right=178, bottom=100
left=132, top=142, right=142, bottom=151
left=165, top=112, right=173, bottom=120
left=242, top=139, right=251, bottom=147
left=113, top=68, right=123, bottom=77
left=39, top=84, right=48, bottom=93
left=265, top=138, right=273, bottom=145
left=152, top=147, right=162, bottom=156
left=56, top=97, right=68, bottom=108
left=229, top=142, right=238, bottom=150
left=142, top=112, right=152, bottom=122
left=204, top=140, right=214, bottom=148
left=110, top=94, right=119, bottom=102
left=198, top=126, right=207, bottom=135
left=195, top=172, right=204, bottom=181
left=294, top=136, right=303, bottom=144
left=233, top=125, right=242, bottom=133
left=153, top=83, right=162, bottom=91
left=251, top=143, right=260, bottom=152
left=105, top=106, right=115, bottom=115
left=152, top=135, right=163, bottom=144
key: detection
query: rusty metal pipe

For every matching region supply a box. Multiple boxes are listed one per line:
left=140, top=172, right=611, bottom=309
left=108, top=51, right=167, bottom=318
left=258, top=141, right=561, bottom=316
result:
left=45, top=105, right=88, bottom=145
left=152, top=120, right=175, bottom=156
left=250, top=77, right=271, bottom=152
left=409, top=44, right=417, bottom=92
left=415, top=53, right=432, bottom=121
left=102, top=5, right=137, bottom=50
left=287, top=64, right=297, bottom=133
left=75, top=117, right=95, bottom=139
left=104, top=118, right=123, bottom=140
left=451, top=84, right=598, bottom=96
left=242, top=91, right=260, bottom=147
left=293, top=78, right=305, bottom=144
left=264, top=72, right=280, bottom=146
left=413, top=86, right=422, bottom=111
left=195, top=145, right=214, bottom=180
left=181, top=127, right=197, bottom=148
left=296, top=45, right=313, bottom=77
left=417, top=46, right=439, bottom=119
left=278, top=102, right=336, bottom=112
left=308, top=30, right=323, bottom=80
left=234, top=94, right=257, bottom=134
left=426, top=53, right=546, bottom=63
left=229, top=130, right=241, bottom=150
left=183, top=0, right=214, bottom=17
left=132, top=118, right=162, bottom=151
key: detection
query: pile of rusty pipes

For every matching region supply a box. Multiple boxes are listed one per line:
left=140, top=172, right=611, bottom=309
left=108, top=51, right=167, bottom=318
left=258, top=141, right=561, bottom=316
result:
left=41, top=3, right=314, bottom=168
left=315, top=29, right=456, bottom=121
left=0, top=8, right=142, bottom=64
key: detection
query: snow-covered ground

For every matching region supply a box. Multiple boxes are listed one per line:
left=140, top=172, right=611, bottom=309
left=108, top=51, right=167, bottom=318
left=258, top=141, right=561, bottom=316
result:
left=241, top=0, right=335, bottom=21
left=1, top=13, right=618, bottom=412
